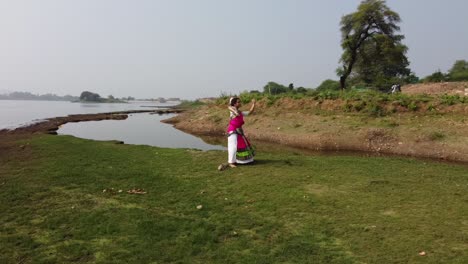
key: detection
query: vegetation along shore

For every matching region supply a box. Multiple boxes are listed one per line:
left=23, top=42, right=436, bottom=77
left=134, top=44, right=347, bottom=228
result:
left=165, top=82, right=468, bottom=163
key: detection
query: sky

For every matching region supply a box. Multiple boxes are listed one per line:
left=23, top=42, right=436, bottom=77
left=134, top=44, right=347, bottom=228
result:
left=0, top=0, right=467, bottom=100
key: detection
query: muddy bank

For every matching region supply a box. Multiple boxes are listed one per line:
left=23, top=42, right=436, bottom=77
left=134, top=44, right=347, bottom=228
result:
left=162, top=102, right=468, bottom=163
left=0, top=109, right=184, bottom=136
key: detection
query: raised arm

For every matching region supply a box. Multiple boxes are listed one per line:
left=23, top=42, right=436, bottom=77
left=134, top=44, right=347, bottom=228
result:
left=248, top=99, right=256, bottom=114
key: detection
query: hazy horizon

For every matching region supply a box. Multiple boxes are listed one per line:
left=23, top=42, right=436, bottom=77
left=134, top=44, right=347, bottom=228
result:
left=1, top=0, right=467, bottom=100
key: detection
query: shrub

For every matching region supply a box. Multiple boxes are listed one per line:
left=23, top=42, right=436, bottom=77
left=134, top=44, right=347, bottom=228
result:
left=366, top=103, right=385, bottom=117
left=408, top=102, right=418, bottom=111
left=440, top=94, right=461, bottom=106
left=422, top=70, right=447, bottom=83
left=427, top=104, right=436, bottom=111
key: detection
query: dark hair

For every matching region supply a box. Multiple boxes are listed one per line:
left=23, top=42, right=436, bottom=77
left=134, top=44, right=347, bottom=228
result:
left=229, top=97, right=240, bottom=106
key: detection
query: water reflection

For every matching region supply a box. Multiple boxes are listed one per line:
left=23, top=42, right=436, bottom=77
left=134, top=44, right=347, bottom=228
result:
left=58, top=113, right=225, bottom=151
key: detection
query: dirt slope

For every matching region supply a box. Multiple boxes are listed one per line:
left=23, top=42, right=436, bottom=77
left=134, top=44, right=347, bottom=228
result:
left=403, top=81, right=468, bottom=95
left=163, top=92, right=468, bottom=163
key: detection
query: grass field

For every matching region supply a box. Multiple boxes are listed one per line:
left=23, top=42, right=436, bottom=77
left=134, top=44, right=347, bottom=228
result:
left=1, top=134, right=467, bottom=263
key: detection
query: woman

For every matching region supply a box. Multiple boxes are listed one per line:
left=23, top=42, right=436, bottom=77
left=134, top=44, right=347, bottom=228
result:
left=223, top=97, right=256, bottom=169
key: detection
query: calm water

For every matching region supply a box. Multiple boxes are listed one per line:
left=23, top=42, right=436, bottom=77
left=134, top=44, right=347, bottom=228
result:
left=0, top=100, right=177, bottom=130
left=1, top=100, right=224, bottom=150
left=58, top=113, right=225, bottom=151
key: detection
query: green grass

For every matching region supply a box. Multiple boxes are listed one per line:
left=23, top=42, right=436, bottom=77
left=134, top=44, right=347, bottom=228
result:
left=1, top=135, right=467, bottom=263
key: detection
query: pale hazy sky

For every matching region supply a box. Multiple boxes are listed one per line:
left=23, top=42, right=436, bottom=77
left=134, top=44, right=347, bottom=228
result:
left=0, top=0, right=467, bottom=100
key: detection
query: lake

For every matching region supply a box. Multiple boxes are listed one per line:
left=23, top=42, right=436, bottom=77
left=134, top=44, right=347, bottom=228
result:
left=0, top=100, right=178, bottom=130
left=0, top=100, right=225, bottom=150
left=58, top=113, right=226, bottom=151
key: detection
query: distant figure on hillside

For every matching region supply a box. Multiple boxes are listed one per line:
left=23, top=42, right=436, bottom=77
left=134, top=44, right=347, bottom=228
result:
left=218, top=97, right=256, bottom=171
left=391, top=84, right=401, bottom=94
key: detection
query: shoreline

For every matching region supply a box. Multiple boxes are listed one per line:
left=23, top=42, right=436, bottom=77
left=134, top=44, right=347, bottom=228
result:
left=161, top=102, right=468, bottom=164
left=2, top=101, right=468, bottom=164
left=0, top=109, right=184, bottom=136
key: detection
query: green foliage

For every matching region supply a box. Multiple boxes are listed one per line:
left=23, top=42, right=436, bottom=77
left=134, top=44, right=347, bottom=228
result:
left=423, top=70, right=447, bottom=83
left=80, top=91, right=102, bottom=102
left=263, top=81, right=289, bottom=95
left=176, top=100, right=205, bottom=109
left=448, top=60, right=468, bottom=81
left=315, top=79, right=340, bottom=91
left=404, top=72, right=420, bottom=84
left=296, top=87, right=308, bottom=93
left=308, top=90, right=341, bottom=100
left=420, top=59, right=468, bottom=82
left=408, top=102, right=418, bottom=111
left=439, top=94, right=464, bottom=106
left=239, top=91, right=263, bottom=104
left=427, top=103, right=436, bottom=111
left=338, top=0, right=410, bottom=89
left=216, top=81, right=468, bottom=113
left=367, top=102, right=385, bottom=117
left=266, top=95, right=279, bottom=106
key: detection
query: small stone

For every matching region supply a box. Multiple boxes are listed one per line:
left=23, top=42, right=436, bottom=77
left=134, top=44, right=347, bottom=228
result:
left=102, top=189, right=107, bottom=193
left=419, top=251, right=426, bottom=256
left=118, top=190, right=123, bottom=193
left=196, top=205, right=203, bottom=210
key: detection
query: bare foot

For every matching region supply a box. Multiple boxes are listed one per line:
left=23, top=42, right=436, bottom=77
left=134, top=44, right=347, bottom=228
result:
left=228, top=163, right=237, bottom=168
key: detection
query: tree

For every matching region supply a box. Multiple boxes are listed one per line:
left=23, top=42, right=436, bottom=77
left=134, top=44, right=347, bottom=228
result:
left=448, top=60, right=468, bottom=81
left=423, top=70, right=447, bottom=83
left=296, top=87, right=308, bottom=93
left=404, top=72, right=419, bottom=84
left=338, top=0, right=410, bottom=90
left=80, top=91, right=101, bottom=102
left=316, top=79, right=340, bottom=91
left=263, top=82, right=288, bottom=95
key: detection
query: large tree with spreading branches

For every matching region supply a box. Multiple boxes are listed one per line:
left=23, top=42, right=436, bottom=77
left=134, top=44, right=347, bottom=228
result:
left=338, top=0, right=410, bottom=90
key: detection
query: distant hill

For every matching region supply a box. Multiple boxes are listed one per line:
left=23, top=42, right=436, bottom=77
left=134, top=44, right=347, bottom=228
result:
left=0, top=91, right=79, bottom=101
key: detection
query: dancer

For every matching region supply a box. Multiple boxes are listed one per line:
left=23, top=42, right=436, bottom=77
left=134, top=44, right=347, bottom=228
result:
left=218, top=97, right=256, bottom=170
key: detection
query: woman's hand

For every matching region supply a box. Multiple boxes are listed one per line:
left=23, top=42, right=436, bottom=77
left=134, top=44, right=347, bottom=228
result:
left=249, top=99, right=256, bottom=113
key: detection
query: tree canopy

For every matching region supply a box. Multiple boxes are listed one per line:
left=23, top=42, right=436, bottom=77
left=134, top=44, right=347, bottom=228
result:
left=315, top=79, right=340, bottom=91
left=448, top=60, right=468, bottom=81
left=263, top=82, right=290, bottom=95
left=338, top=0, right=410, bottom=91
left=80, top=91, right=102, bottom=102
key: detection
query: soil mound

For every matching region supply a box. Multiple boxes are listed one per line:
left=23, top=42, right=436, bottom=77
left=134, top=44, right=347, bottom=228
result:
left=403, top=81, right=468, bottom=95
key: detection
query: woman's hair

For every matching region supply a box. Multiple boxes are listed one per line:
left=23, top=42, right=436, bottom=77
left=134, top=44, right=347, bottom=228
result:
left=229, top=97, right=240, bottom=106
